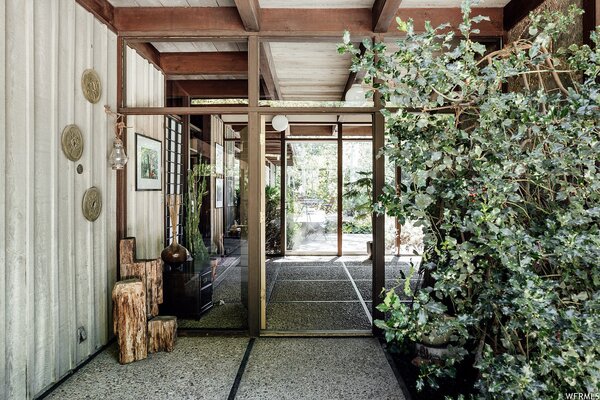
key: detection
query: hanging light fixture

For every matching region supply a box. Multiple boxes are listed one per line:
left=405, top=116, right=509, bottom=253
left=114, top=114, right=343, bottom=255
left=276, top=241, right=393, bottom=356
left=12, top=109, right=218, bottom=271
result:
left=105, top=106, right=129, bottom=170
left=271, top=115, right=289, bottom=132
left=345, top=83, right=366, bottom=106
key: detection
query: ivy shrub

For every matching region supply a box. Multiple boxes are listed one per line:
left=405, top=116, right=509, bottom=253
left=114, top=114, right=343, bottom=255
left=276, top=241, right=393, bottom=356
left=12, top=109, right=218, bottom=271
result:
left=341, top=2, right=600, bottom=397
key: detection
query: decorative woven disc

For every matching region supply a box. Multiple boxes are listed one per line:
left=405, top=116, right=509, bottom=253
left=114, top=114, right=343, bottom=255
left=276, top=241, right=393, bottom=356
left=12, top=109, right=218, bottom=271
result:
left=81, top=69, right=102, bottom=104
left=61, top=124, right=84, bottom=161
left=82, top=187, right=102, bottom=222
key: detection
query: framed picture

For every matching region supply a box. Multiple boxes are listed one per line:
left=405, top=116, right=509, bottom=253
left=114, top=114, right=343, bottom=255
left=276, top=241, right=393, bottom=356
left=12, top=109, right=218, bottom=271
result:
left=215, top=143, right=224, bottom=175
left=215, top=178, right=224, bottom=208
left=135, top=133, right=162, bottom=191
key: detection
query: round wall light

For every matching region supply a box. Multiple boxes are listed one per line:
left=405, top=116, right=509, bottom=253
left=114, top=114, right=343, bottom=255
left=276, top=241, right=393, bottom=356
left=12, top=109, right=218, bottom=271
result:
left=272, top=115, right=289, bottom=132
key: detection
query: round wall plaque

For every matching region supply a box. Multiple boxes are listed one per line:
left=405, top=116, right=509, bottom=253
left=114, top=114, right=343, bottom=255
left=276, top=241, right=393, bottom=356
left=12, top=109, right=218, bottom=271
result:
left=61, top=124, right=84, bottom=161
left=82, top=187, right=102, bottom=222
left=81, top=69, right=102, bottom=104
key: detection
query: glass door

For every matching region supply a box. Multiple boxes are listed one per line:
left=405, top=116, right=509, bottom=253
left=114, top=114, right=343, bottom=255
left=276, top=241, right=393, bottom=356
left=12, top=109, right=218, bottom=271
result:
left=285, top=141, right=338, bottom=255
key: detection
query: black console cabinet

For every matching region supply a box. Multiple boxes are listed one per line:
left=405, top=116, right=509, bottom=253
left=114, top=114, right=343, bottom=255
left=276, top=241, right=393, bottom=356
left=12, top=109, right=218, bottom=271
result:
left=161, top=259, right=213, bottom=318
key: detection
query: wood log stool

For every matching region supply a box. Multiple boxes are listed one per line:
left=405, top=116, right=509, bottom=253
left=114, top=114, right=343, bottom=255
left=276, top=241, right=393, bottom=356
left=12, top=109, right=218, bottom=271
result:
left=112, top=279, right=147, bottom=364
left=148, top=316, right=177, bottom=353
left=120, top=238, right=164, bottom=318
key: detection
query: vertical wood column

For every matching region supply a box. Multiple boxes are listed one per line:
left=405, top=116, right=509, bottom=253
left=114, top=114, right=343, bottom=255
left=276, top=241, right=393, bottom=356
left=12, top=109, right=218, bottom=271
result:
left=247, top=36, right=265, bottom=335
left=372, top=36, right=386, bottom=333
left=280, top=131, right=287, bottom=256
left=583, top=0, right=599, bottom=47
left=116, top=36, right=127, bottom=276
left=337, top=123, right=343, bottom=256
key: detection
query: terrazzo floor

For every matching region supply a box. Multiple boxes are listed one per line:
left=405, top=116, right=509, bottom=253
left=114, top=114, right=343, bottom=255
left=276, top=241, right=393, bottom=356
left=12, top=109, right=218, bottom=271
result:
left=177, top=255, right=420, bottom=332
left=46, top=337, right=406, bottom=400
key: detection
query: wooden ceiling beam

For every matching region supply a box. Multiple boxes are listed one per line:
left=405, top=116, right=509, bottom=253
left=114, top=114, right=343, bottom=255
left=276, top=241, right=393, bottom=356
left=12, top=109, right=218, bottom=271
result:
left=160, top=52, right=248, bottom=75
left=234, top=0, right=261, bottom=32
left=113, top=7, right=504, bottom=38
left=167, top=80, right=256, bottom=99
left=503, top=0, right=544, bottom=31
left=260, top=42, right=282, bottom=100
left=373, top=0, right=403, bottom=33
left=76, top=0, right=116, bottom=33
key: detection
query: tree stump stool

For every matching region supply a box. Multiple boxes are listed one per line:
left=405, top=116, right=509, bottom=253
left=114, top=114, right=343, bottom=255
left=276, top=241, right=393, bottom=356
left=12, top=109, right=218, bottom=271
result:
left=112, top=279, right=147, bottom=364
left=120, top=238, right=163, bottom=318
left=147, top=316, right=177, bottom=353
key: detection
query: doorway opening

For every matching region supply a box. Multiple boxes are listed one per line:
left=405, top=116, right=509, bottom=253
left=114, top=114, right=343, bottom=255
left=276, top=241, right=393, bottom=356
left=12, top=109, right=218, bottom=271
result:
left=262, top=118, right=375, bottom=333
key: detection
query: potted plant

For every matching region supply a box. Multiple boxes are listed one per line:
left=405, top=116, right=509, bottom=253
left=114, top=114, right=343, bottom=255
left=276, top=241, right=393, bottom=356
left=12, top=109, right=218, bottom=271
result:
left=342, top=2, right=599, bottom=397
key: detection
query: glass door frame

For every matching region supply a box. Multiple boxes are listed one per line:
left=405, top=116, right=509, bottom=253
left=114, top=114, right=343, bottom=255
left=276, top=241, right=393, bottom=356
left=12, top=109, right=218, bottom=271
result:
left=279, top=127, right=374, bottom=257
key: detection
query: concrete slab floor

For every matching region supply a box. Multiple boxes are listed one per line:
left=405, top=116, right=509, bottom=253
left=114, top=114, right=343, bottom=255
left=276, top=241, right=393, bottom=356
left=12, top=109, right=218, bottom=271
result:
left=236, top=338, right=405, bottom=400
left=46, top=337, right=249, bottom=400
left=47, top=337, right=405, bottom=400
left=266, top=302, right=371, bottom=331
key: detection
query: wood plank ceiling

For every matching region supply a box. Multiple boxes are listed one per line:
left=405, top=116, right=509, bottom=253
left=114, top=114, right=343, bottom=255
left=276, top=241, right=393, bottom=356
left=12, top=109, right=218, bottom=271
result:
left=105, top=0, right=511, bottom=101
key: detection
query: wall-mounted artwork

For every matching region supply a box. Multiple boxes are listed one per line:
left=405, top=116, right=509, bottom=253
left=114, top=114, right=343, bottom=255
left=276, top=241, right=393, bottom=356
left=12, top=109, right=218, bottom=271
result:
left=226, top=177, right=235, bottom=207
left=136, top=133, right=162, bottom=191
left=215, top=178, right=224, bottom=208
left=215, top=143, right=224, bottom=175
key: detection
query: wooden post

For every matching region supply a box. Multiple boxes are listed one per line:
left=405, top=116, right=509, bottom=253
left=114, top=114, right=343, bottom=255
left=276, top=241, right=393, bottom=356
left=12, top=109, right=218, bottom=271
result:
left=148, top=316, right=177, bottom=353
left=119, top=237, right=136, bottom=265
left=112, top=279, right=147, bottom=364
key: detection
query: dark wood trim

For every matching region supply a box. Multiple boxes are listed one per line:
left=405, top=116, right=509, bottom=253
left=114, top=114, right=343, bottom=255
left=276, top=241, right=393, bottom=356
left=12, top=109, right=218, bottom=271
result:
left=160, top=52, right=248, bottom=76
left=280, top=131, right=287, bottom=256
left=337, top=124, right=343, bottom=257
left=260, top=42, right=282, bottom=100
left=234, top=0, right=261, bottom=32
left=373, top=0, right=403, bottom=33
left=583, top=0, right=599, bottom=47
left=503, top=0, right=544, bottom=31
left=75, top=0, right=116, bottom=33
left=247, top=36, right=261, bottom=336
left=372, top=38, right=386, bottom=334
left=167, top=80, right=250, bottom=99
left=127, top=42, right=161, bottom=71
left=118, top=106, right=380, bottom=115
left=113, top=7, right=503, bottom=38
left=342, top=43, right=367, bottom=101
left=116, top=37, right=127, bottom=278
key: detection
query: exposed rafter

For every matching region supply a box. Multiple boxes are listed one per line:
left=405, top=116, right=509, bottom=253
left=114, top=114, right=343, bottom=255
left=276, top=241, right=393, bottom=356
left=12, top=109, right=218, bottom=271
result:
left=503, top=0, right=544, bottom=31
left=260, top=42, right=282, bottom=100
left=234, top=0, right=261, bottom=32
left=372, top=0, right=403, bottom=33
left=160, top=52, right=248, bottom=76
left=341, top=43, right=367, bottom=101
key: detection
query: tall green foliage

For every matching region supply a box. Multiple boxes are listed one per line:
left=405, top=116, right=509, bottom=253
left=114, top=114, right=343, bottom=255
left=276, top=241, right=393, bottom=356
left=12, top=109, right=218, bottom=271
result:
left=185, top=162, right=212, bottom=261
left=341, top=2, right=600, bottom=397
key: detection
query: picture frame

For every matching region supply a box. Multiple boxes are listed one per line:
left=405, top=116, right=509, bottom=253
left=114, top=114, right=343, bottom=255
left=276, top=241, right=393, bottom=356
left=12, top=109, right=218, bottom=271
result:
left=226, top=177, right=235, bottom=207
left=135, top=133, right=162, bottom=191
left=215, top=178, right=224, bottom=208
left=215, top=143, right=224, bottom=175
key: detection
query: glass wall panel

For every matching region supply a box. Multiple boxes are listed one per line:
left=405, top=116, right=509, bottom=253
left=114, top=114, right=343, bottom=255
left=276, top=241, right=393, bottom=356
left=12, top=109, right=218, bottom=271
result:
left=285, top=141, right=338, bottom=254
left=342, top=141, right=373, bottom=255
